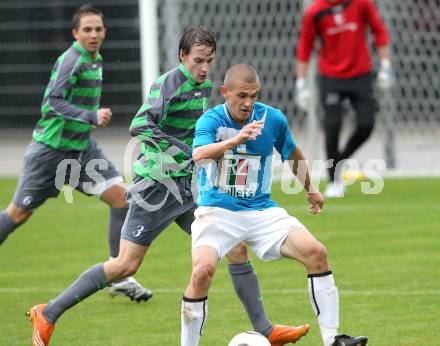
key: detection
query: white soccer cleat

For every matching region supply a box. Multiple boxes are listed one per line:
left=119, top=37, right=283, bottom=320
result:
left=108, top=277, right=153, bottom=303
left=324, top=182, right=345, bottom=198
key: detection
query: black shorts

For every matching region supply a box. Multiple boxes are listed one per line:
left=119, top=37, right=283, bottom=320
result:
left=13, top=139, right=121, bottom=210
left=319, top=72, right=378, bottom=127
left=120, top=175, right=196, bottom=247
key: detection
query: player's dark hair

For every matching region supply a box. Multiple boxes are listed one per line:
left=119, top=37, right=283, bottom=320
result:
left=178, top=26, right=216, bottom=61
left=72, top=4, right=105, bottom=30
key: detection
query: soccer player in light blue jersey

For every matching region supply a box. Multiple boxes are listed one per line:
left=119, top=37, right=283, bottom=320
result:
left=181, top=64, right=368, bottom=346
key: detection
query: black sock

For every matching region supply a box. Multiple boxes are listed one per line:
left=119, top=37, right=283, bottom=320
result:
left=229, top=262, right=272, bottom=337
left=43, top=263, right=108, bottom=324
left=0, top=211, right=18, bottom=244
left=108, top=207, right=128, bottom=258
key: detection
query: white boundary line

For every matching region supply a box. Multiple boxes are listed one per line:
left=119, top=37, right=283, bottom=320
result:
left=0, top=287, right=439, bottom=296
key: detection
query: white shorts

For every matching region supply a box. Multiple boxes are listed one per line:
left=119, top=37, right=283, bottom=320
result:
left=191, top=206, right=305, bottom=261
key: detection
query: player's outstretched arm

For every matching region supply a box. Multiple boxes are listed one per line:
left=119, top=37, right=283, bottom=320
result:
left=287, top=147, right=324, bottom=214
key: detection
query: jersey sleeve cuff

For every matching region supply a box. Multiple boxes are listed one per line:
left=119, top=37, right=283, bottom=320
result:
left=89, top=111, right=99, bottom=126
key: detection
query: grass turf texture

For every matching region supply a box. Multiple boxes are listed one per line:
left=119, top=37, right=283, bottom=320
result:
left=0, top=178, right=438, bottom=345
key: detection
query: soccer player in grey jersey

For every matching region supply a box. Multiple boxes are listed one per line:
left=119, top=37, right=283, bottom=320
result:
left=28, top=26, right=307, bottom=346
left=0, top=5, right=151, bottom=303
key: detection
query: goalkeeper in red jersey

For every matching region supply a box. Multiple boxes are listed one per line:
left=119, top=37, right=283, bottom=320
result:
left=295, top=0, right=394, bottom=197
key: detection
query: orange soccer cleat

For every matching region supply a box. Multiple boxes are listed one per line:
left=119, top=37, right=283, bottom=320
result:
left=27, top=304, right=55, bottom=346
left=268, top=324, right=310, bottom=346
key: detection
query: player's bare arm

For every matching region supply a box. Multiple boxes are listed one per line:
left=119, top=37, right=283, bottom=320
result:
left=287, top=147, right=324, bottom=214
left=192, top=120, right=263, bottom=162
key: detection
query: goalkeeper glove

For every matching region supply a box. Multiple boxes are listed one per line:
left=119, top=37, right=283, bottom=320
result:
left=295, top=78, right=311, bottom=111
left=377, top=58, right=395, bottom=90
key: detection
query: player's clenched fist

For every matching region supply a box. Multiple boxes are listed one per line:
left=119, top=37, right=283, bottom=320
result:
left=98, top=108, right=112, bottom=127
left=237, top=120, right=264, bottom=142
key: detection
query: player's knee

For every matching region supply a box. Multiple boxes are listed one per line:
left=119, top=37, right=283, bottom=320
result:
left=361, top=123, right=374, bottom=134
left=124, top=260, right=142, bottom=277
left=6, top=205, right=32, bottom=225
left=113, top=258, right=141, bottom=279
left=14, top=212, right=32, bottom=225
left=307, top=242, right=328, bottom=271
left=192, top=262, right=216, bottom=285
left=107, top=195, right=128, bottom=209
left=226, top=243, right=248, bottom=263
left=357, top=120, right=374, bottom=140
left=101, top=185, right=128, bottom=208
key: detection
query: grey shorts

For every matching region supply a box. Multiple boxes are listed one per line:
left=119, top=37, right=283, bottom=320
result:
left=120, top=175, right=196, bottom=246
left=13, top=139, right=121, bottom=210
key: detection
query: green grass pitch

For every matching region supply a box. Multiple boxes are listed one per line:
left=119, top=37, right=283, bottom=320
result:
left=0, top=177, right=438, bottom=345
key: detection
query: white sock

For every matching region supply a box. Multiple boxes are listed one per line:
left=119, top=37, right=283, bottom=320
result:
left=181, top=296, right=208, bottom=346
left=307, top=271, right=339, bottom=346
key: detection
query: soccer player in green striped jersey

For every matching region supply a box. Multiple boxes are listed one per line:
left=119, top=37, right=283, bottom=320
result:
left=28, top=26, right=306, bottom=346
left=0, top=5, right=151, bottom=305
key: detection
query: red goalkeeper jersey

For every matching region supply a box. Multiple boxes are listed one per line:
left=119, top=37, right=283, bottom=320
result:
left=296, top=0, right=389, bottom=78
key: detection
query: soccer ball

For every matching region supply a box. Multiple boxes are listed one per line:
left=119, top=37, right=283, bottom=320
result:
left=341, top=169, right=365, bottom=182
left=228, top=331, right=271, bottom=346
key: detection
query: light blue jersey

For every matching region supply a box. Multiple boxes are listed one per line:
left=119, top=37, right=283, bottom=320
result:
left=193, top=102, right=297, bottom=211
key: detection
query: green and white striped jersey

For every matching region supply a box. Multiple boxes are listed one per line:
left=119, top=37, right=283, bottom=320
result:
left=33, top=42, right=102, bottom=151
left=129, top=64, right=211, bottom=180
